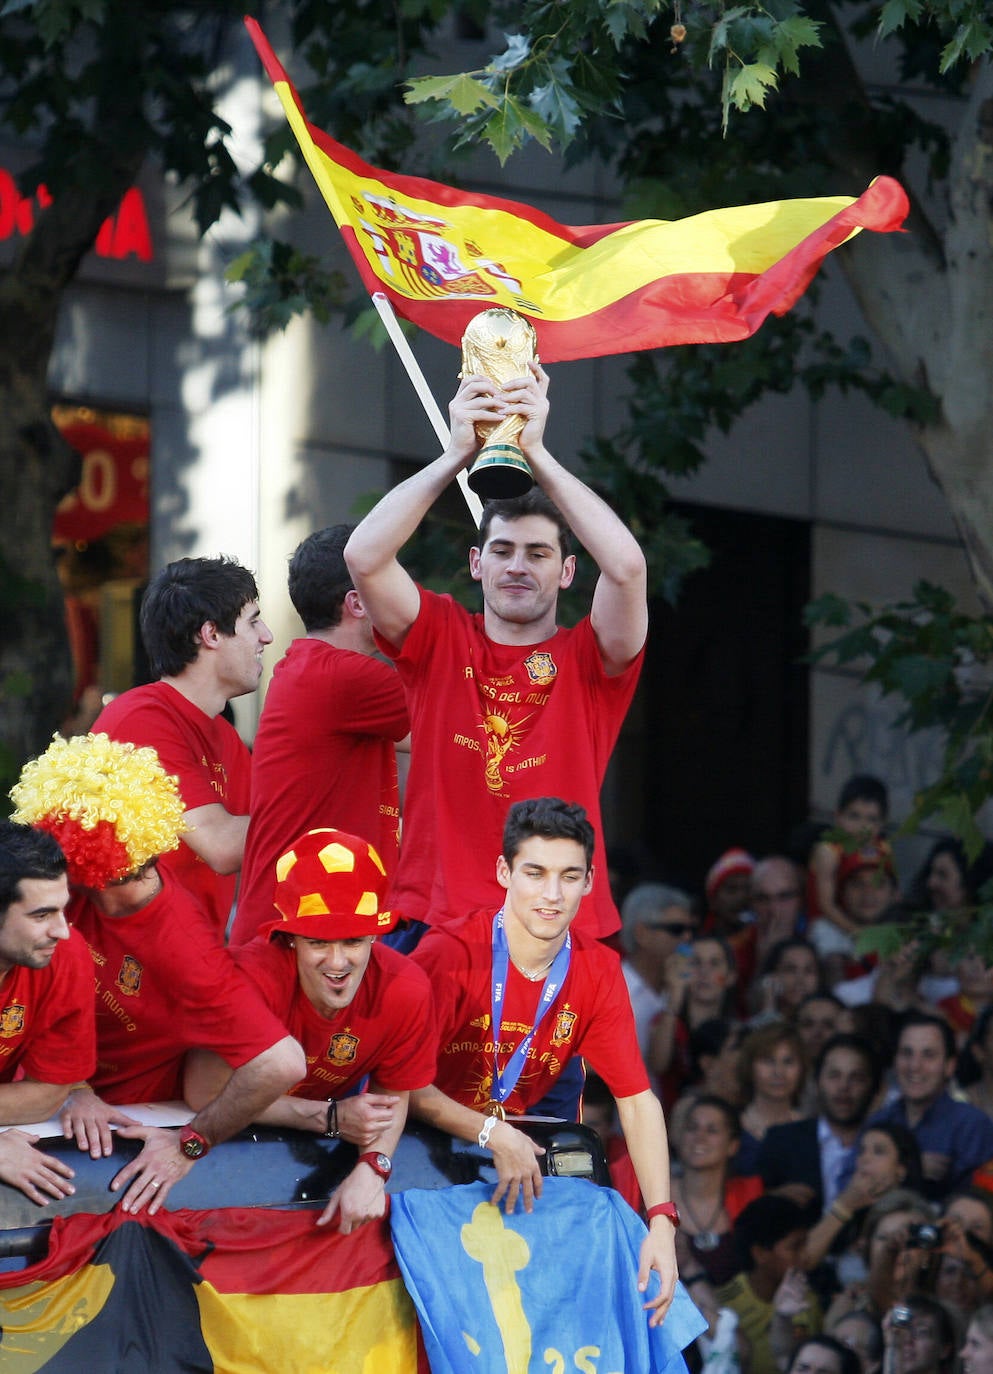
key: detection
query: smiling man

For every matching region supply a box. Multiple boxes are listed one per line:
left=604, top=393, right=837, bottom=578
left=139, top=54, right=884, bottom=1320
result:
left=757, top=1034, right=881, bottom=1224
left=867, top=1012, right=993, bottom=1200
left=344, top=365, right=647, bottom=943
left=0, top=821, right=95, bottom=1205
left=410, top=798, right=679, bottom=1326
left=95, top=556, right=273, bottom=931
left=187, top=827, right=436, bottom=1233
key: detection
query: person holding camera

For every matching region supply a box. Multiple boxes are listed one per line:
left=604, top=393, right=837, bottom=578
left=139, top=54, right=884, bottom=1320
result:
left=880, top=1296, right=956, bottom=1374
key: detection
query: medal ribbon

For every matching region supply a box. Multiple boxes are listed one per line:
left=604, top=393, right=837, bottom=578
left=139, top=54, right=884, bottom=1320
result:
left=490, top=909, right=571, bottom=1109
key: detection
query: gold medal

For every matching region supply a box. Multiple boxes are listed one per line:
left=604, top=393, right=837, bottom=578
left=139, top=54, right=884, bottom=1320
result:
left=483, top=1100, right=506, bottom=1120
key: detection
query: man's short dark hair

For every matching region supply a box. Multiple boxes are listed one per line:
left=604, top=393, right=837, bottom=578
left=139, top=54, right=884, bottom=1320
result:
left=287, top=525, right=354, bottom=632
left=898, top=1010, right=957, bottom=1062
left=837, top=773, right=889, bottom=817
left=814, top=1032, right=883, bottom=1096
left=477, top=489, right=573, bottom=560
left=0, top=821, right=66, bottom=919
left=502, top=798, right=594, bottom=870
left=733, top=1195, right=805, bottom=1270
left=140, top=556, right=259, bottom=678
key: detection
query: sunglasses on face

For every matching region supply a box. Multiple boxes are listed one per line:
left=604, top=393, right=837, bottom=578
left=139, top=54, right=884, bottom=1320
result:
left=648, top=922, right=695, bottom=937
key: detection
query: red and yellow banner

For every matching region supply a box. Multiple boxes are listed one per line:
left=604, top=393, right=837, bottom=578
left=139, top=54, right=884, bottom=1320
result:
left=0, top=1206, right=427, bottom=1371
left=245, top=18, right=909, bottom=363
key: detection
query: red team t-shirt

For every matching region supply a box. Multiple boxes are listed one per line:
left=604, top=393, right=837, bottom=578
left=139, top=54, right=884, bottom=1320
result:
left=233, top=938, right=436, bottom=1097
left=69, top=872, right=290, bottom=1104
left=95, top=682, right=251, bottom=931
left=231, top=640, right=409, bottom=946
left=377, top=590, right=643, bottom=939
left=412, top=909, right=649, bottom=1113
left=0, top=928, right=96, bottom=1087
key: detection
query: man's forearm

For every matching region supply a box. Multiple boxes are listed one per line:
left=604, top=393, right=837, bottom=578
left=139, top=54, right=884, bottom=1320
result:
left=182, top=804, right=249, bottom=875
left=615, top=1089, right=671, bottom=1209
left=0, top=1078, right=74, bottom=1126
left=410, top=1084, right=488, bottom=1144
left=525, top=444, right=646, bottom=588
left=190, top=1037, right=305, bottom=1146
left=345, top=451, right=467, bottom=580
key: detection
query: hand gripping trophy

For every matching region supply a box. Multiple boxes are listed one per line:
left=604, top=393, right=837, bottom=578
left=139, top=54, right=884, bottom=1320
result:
left=460, top=308, right=539, bottom=499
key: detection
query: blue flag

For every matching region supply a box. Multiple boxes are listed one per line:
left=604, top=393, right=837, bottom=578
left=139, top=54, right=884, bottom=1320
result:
left=391, top=1178, right=707, bottom=1373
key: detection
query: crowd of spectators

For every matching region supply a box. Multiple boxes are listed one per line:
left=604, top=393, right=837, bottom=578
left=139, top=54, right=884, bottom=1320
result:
left=609, top=772, right=993, bottom=1371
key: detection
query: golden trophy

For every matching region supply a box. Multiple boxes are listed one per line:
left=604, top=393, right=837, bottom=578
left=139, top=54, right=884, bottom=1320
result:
left=460, top=308, right=538, bottom=499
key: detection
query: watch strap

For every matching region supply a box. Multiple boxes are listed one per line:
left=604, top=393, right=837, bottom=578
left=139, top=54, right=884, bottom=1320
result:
left=357, top=1151, right=392, bottom=1180
left=646, top=1201, right=680, bottom=1227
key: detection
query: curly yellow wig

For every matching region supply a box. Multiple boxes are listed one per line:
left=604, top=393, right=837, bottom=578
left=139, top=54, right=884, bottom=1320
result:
left=10, top=733, right=186, bottom=888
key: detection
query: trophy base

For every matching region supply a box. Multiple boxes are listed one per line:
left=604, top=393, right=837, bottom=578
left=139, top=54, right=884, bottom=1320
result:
left=467, top=445, right=534, bottom=500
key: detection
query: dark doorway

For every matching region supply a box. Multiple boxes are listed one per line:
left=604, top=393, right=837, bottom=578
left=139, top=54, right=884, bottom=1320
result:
left=635, top=502, right=811, bottom=897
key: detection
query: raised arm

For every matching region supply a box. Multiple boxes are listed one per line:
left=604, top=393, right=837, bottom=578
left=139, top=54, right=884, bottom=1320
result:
left=344, top=377, right=503, bottom=650
left=501, top=364, right=648, bottom=675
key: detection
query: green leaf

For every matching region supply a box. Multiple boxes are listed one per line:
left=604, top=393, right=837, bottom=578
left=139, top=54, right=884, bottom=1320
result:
left=854, top=923, right=911, bottom=960
left=877, top=0, right=924, bottom=39
left=804, top=593, right=852, bottom=628
left=940, top=19, right=993, bottom=72
left=1, top=670, right=34, bottom=700
left=934, top=794, right=987, bottom=864
left=488, top=32, right=530, bottom=74
left=530, top=61, right=583, bottom=142
left=727, top=62, right=778, bottom=114
left=772, top=15, right=822, bottom=74
left=481, top=98, right=527, bottom=163
left=892, top=654, right=953, bottom=699
left=403, top=73, right=500, bottom=115
left=709, top=5, right=750, bottom=61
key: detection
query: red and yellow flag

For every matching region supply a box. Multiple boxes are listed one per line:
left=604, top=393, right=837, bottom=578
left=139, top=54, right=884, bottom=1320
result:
left=245, top=18, right=908, bottom=363
left=0, top=1206, right=427, bottom=1371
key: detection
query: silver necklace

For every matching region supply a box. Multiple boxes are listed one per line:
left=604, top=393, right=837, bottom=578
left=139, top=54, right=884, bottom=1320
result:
left=680, top=1186, right=725, bottom=1252
left=513, top=956, right=556, bottom=982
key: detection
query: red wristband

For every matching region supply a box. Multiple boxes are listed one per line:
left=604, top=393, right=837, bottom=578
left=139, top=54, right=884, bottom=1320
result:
left=646, top=1202, right=681, bottom=1227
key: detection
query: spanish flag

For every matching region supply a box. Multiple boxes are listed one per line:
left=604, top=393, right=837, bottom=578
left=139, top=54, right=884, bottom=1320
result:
left=0, top=1206, right=427, bottom=1371
left=245, top=18, right=909, bottom=364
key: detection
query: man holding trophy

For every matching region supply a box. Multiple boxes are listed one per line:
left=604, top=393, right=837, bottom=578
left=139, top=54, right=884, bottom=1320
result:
left=345, top=309, right=648, bottom=948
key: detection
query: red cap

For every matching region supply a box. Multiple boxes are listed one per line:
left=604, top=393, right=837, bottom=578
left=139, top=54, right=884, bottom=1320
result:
left=261, top=828, right=398, bottom=941
left=836, top=843, right=896, bottom=892
left=705, top=848, right=755, bottom=903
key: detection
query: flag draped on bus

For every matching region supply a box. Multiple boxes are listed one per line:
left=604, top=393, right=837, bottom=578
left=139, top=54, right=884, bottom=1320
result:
left=245, top=17, right=908, bottom=364
left=0, top=1206, right=427, bottom=1371
left=391, top=1179, right=708, bottom=1374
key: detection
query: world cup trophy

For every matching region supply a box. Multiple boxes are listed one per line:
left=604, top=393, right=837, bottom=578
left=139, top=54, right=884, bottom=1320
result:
left=460, top=308, right=538, bottom=499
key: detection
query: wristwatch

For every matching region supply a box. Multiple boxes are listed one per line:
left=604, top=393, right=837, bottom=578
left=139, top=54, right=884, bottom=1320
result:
left=357, top=1151, right=393, bottom=1180
left=179, top=1126, right=211, bottom=1160
left=646, top=1201, right=681, bottom=1228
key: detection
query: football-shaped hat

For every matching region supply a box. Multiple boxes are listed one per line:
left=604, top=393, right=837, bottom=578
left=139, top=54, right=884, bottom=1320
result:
left=262, top=828, right=398, bottom=940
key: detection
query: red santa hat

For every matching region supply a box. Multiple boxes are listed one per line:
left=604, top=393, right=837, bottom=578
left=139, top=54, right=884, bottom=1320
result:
left=705, top=847, right=755, bottom=904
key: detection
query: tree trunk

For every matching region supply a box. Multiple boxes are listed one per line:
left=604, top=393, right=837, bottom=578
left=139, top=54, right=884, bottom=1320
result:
left=840, top=58, right=993, bottom=608
left=0, top=155, right=144, bottom=789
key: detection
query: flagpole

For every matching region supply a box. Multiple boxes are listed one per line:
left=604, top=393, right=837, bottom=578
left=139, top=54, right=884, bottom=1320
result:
left=371, top=292, right=483, bottom=525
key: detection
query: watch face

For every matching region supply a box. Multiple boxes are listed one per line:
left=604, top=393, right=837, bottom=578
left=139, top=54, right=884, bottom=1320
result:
left=180, top=1129, right=207, bottom=1160
left=360, top=1151, right=392, bottom=1178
